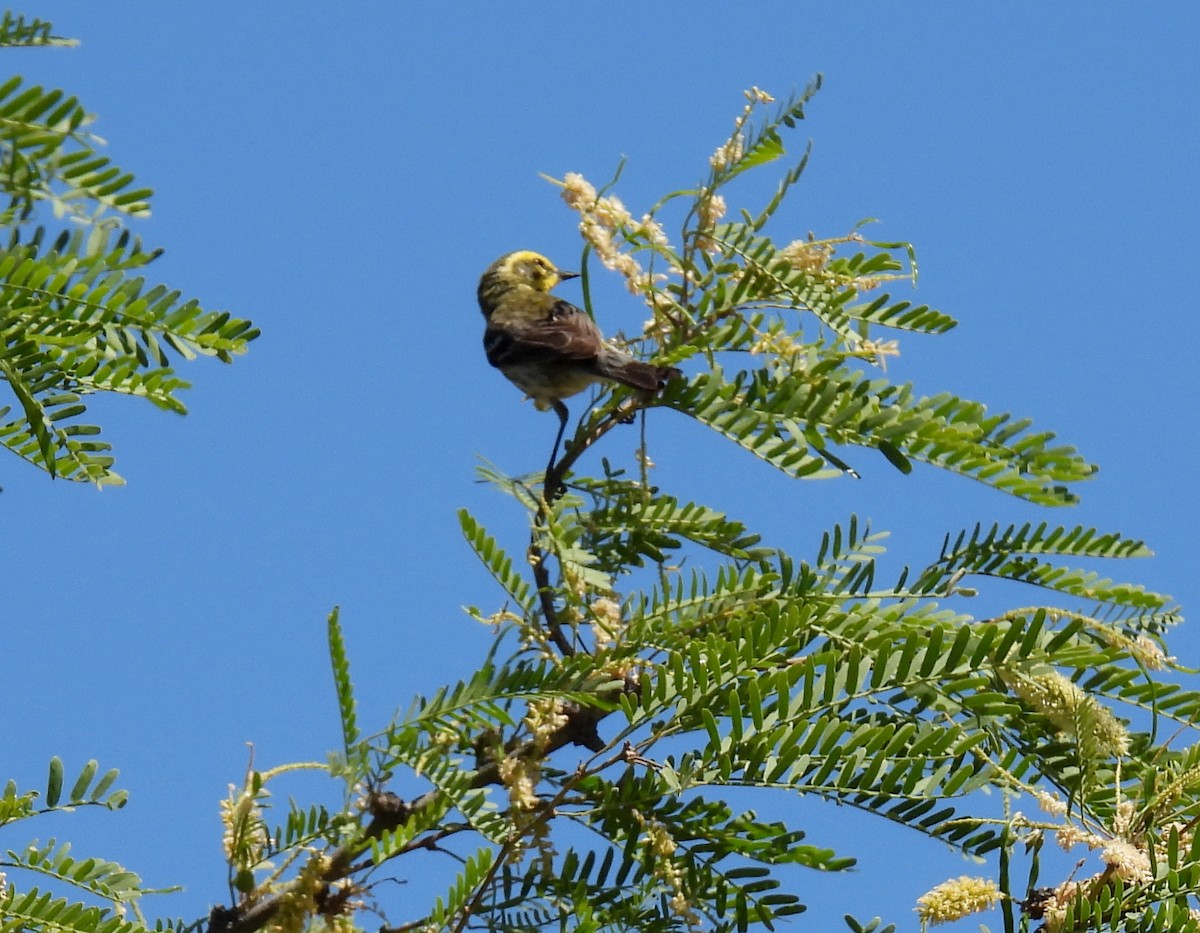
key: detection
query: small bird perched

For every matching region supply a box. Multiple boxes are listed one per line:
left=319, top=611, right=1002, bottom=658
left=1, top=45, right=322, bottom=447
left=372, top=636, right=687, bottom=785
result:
left=478, top=250, right=679, bottom=484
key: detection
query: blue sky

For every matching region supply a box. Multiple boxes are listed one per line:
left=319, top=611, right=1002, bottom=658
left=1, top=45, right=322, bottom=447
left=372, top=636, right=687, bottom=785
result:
left=5, top=4, right=1199, bottom=929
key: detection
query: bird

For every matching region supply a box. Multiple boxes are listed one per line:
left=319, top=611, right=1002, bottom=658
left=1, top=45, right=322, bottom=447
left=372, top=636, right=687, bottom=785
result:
left=477, top=250, right=679, bottom=488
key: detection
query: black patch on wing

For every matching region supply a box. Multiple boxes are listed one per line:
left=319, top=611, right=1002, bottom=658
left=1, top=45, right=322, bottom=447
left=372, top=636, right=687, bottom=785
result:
left=484, top=300, right=604, bottom=369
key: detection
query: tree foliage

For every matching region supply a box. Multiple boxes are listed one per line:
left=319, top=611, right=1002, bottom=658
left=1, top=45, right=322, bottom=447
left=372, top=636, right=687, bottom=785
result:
left=192, top=83, right=1192, bottom=933
left=0, top=17, right=256, bottom=485
left=0, top=13, right=254, bottom=933
left=6, top=18, right=1198, bottom=933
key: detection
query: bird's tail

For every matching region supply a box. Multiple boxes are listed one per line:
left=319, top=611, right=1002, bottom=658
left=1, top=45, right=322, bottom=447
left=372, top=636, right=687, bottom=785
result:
left=597, top=347, right=681, bottom=393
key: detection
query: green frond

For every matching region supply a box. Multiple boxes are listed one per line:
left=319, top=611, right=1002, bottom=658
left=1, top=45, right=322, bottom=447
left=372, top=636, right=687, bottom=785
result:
left=0, top=233, right=257, bottom=480
left=914, top=523, right=1176, bottom=621
left=1048, top=868, right=1200, bottom=932
left=388, top=660, right=573, bottom=739
left=458, top=508, right=536, bottom=611
left=842, top=917, right=897, bottom=933
left=0, top=887, right=153, bottom=933
left=842, top=290, right=957, bottom=333
left=685, top=223, right=942, bottom=341
left=8, top=223, right=162, bottom=272
left=487, top=856, right=686, bottom=933
left=710, top=77, right=823, bottom=187
left=326, top=607, right=363, bottom=776
left=653, top=633, right=1006, bottom=806
left=368, top=789, right=456, bottom=865
left=0, top=235, right=257, bottom=362
left=423, top=847, right=497, bottom=929
left=0, top=780, right=37, bottom=827
left=744, top=145, right=812, bottom=234
left=811, top=514, right=887, bottom=596
left=379, top=742, right=507, bottom=844
left=1077, top=667, right=1200, bottom=728
left=580, top=773, right=852, bottom=873
left=568, top=475, right=770, bottom=572
left=43, top=757, right=126, bottom=811
left=663, top=362, right=1094, bottom=504
left=849, top=794, right=1003, bottom=856
left=0, top=77, right=151, bottom=223
left=0, top=12, right=74, bottom=48
left=268, top=802, right=339, bottom=857
left=5, top=839, right=144, bottom=903
left=490, top=819, right=813, bottom=932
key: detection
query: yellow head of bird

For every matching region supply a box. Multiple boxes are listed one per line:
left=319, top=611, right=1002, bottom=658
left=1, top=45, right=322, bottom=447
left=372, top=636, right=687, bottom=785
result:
left=492, top=250, right=578, bottom=292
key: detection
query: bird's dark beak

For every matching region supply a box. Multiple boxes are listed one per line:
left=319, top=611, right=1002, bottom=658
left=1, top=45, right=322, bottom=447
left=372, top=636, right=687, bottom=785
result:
left=558, top=270, right=580, bottom=282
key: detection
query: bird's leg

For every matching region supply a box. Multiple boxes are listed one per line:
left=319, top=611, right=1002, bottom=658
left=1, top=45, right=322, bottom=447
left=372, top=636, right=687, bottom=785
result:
left=544, top=400, right=570, bottom=499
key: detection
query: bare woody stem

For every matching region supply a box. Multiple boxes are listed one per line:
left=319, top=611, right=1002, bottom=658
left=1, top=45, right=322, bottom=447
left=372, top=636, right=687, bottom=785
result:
left=531, top=395, right=654, bottom=658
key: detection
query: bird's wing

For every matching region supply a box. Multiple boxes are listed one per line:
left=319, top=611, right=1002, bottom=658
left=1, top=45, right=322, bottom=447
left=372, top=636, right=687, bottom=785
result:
left=485, top=300, right=604, bottom=368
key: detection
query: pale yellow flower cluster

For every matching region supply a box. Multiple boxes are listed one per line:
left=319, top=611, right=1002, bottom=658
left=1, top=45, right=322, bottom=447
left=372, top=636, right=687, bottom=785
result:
left=1036, top=863, right=1149, bottom=932
left=694, top=190, right=727, bottom=253
left=646, top=820, right=677, bottom=859
left=511, top=817, right=556, bottom=875
left=1112, top=799, right=1137, bottom=836
left=1054, top=823, right=1101, bottom=852
left=709, top=136, right=744, bottom=172
left=475, top=609, right=523, bottom=631
left=498, top=735, right=557, bottom=869
left=498, top=700, right=569, bottom=814
left=221, top=782, right=270, bottom=865
left=644, top=288, right=678, bottom=316
left=324, top=913, right=359, bottom=933
left=477, top=605, right=556, bottom=662
left=560, top=558, right=589, bottom=601
left=1039, top=798, right=1187, bottom=930
left=1158, top=821, right=1197, bottom=857
left=481, top=572, right=561, bottom=661
left=1130, top=634, right=1172, bottom=670
left=1003, top=670, right=1130, bottom=756
left=698, top=193, right=726, bottom=230
left=1103, top=838, right=1153, bottom=883
left=590, top=596, right=624, bottom=651
left=267, top=853, right=327, bottom=933
left=1034, top=789, right=1068, bottom=817
left=708, top=87, right=773, bottom=174
left=915, top=875, right=1002, bottom=926
left=524, top=698, right=569, bottom=747
left=1034, top=881, right=1084, bottom=932
left=499, top=756, right=540, bottom=811
left=853, top=337, right=901, bottom=370
left=780, top=238, right=834, bottom=274
left=558, top=172, right=670, bottom=296
left=749, top=330, right=802, bottom=358
left=641, top=819, right=700, bottom=926
left=780, top=232, right=899, bottom=295
left=560, top=172, right=598, bottom=212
